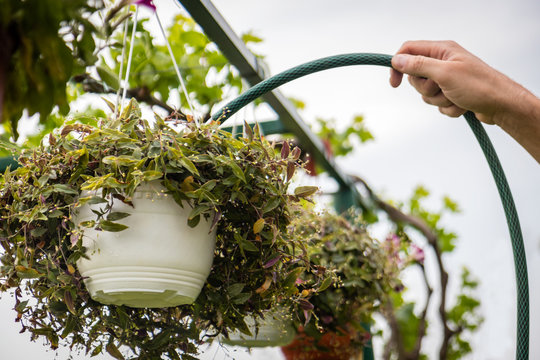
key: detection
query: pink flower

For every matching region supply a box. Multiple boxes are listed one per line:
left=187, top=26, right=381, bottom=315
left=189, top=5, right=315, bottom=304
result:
left=385, top=233, right=401, bottom=248
left=410, top=243, right=425, bottom=265
left=133, top=0, right=156, bottom=11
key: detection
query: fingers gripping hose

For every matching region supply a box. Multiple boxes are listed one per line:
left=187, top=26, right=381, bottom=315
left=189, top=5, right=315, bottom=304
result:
left=212, top=53, right=529, bottom=360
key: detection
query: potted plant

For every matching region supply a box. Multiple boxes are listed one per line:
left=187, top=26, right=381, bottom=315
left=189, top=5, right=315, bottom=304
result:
left=0, top=100, right=326, bottom=359
left=281, top=208, right=400, bottom=360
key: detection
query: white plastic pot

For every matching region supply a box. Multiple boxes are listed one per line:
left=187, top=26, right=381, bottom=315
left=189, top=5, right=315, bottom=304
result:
left=75, top=181, right=216, bottom=308
left=222, top=311, right=295, bottom=348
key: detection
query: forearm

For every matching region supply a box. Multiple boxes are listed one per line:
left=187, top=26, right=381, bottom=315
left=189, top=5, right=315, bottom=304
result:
left=494, top=86, right=540, bottom=163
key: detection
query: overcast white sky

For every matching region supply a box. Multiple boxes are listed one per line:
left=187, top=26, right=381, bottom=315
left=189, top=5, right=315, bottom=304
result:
left=2, top=0, right=539, bottom=359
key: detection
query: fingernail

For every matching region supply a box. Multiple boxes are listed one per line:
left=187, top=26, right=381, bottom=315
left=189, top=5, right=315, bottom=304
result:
left=392, top=54, right=408, bottom=70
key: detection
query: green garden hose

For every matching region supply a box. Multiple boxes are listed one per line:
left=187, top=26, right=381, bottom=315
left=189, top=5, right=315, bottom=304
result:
left=212, top=53, right=529, bottom=360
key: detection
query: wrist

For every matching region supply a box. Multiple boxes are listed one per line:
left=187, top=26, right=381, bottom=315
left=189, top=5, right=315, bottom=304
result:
left=494, top=85, right=540, bottom=129
left=493, top=84, right=540, bottom=162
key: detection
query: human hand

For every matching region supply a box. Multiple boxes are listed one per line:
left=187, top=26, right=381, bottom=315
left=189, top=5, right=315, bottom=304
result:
left=390, top=40, right=540, bottom=163
left=389, top=40, right=524, bottom=125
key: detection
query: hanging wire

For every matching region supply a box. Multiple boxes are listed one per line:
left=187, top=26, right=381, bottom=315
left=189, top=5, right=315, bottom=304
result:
left=120, top=5, right=139, bottom=109
left=115, top=8, right=130, bottom=116
left=154, top=10, right=197, bottom=124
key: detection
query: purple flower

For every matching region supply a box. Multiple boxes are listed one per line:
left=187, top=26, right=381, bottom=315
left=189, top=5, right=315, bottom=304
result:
left=133, top=0, right=156, bottom=11
left=410, top=243, right=425, bottom=265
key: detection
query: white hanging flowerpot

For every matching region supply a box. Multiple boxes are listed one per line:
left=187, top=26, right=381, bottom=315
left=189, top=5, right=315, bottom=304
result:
left=75, top=181, right=216, bottom=308
left=222, top=310, right=295, bottom=348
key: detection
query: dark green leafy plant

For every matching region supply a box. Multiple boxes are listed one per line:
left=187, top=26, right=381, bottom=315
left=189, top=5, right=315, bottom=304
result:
left=0, top=0, right=107, bottom=139
left=282, top=208, right=400, bottom=355
left=0, top=101, right=328, bottom=359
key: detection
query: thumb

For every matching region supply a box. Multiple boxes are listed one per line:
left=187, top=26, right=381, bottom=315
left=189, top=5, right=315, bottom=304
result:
left=392, top=54, right=443, bottom=79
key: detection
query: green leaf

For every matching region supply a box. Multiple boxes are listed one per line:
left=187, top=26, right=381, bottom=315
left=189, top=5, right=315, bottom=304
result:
left=90, top=344, right=103, bottom=357
left=15, top=300, right=29, bottom=313
left=232, top=292, right=251, bottom=304
left=283, top=267, right=304, bottom=289
left=99, top=220, right=128, bottom=232
left=64, top=291, right=76, bottom=315
left=30, top=227, right=48, bottom=237
left=178, top=157, right=200, bottom=176
left=16, top=266, right=44, bottom=279
left=228, top=283, right=245, bottom=297
left=0, top=138, right=20, bottom=151
left=142, top=170, right=163, bottom=181
left=106, top=212, right=131, bottom=221
left=96, top=65, right=119, bottom=90
left=244, top=120, right=253, bottom=141
left=187, top=215, right=200, bottom=228
left=188, top=204, right=210, bottom=220
left=78, top=196, right=108, bottom=206
left=240, top=240, right=259, bottom=252
left=52, top=184, right=79, bottom=195
left=241, top=31, right=263, bottom=44
left=229, top=161, right=246, bottom=183
left=294, top=186, right=318, bottom=198
left=79, top=220, right=96, bottom=228
left=253, top=218, right=265, bottom=234
left=262, top=197, right=281, bottom=213
left=443, top=196, right=460, bottom=213
left=102, top=155, right=139, bottom=167
left=106, top=343, right=125, bottom=360
left=318, top=276, right=334, bottom=292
